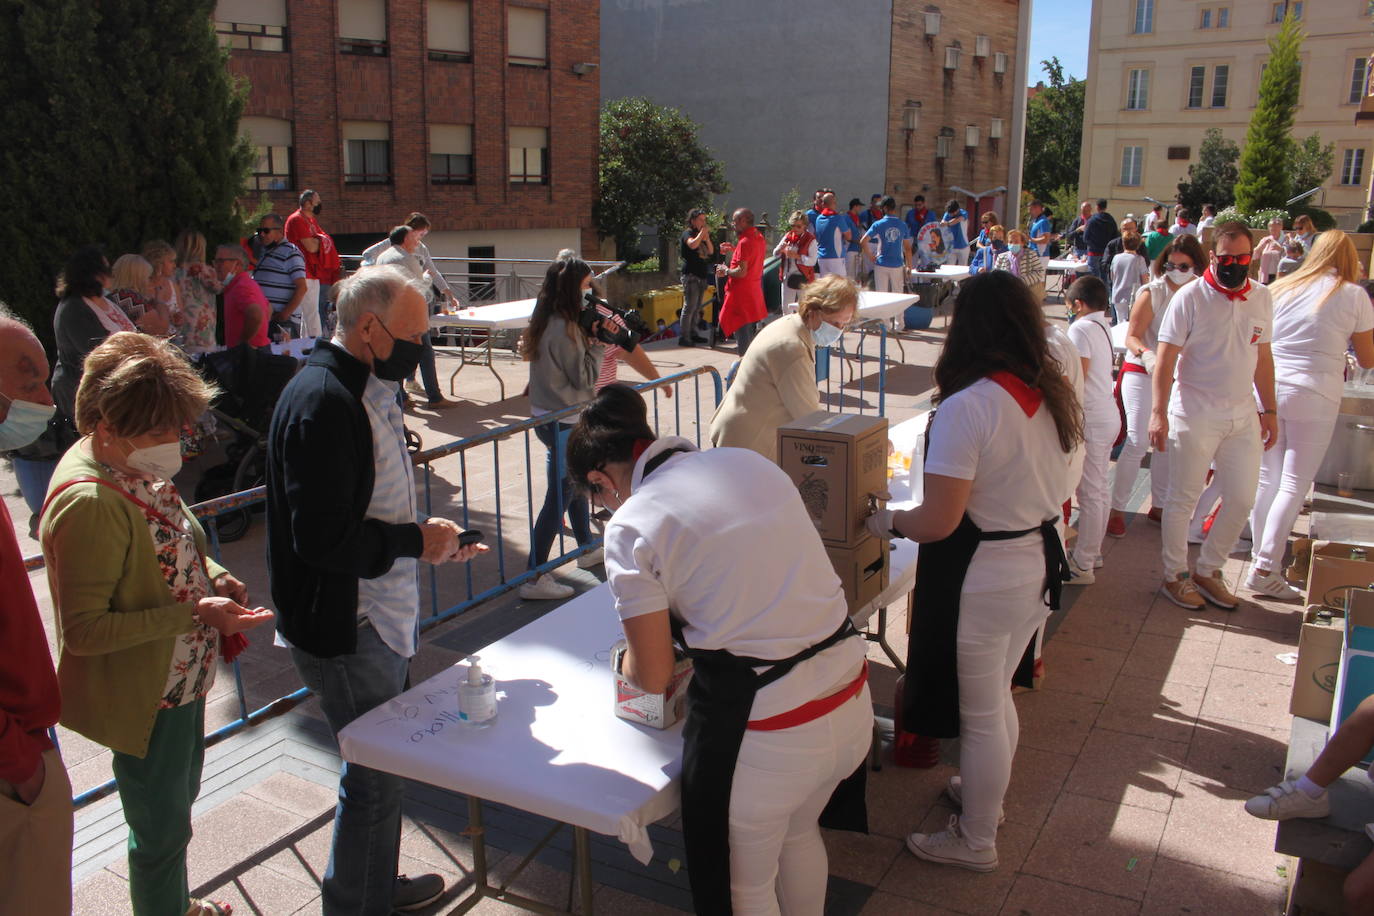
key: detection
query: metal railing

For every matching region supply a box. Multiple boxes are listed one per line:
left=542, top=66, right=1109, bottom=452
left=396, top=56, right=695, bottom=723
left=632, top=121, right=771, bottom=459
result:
left=38, top=367, right=722, bottom=809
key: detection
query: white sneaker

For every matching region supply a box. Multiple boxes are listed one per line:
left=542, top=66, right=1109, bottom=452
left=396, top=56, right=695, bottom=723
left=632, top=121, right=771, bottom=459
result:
left=905, top=815, right=998, bottom=872
left=517, top=575, right=574, bottom=601
left=944, top=776, right=1006, bottom=826
left=1245, top=569, right=1301, bottom=601
left=576, top=547, right=604, bottom=569
left=1243, top=780, right=1330, bottom=820
left=1064, top=556, right=1095, bottom=586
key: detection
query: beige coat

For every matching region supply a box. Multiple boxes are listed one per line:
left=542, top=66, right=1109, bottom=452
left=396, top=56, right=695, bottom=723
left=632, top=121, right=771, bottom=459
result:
left=709, top=314, right=819, bottom=462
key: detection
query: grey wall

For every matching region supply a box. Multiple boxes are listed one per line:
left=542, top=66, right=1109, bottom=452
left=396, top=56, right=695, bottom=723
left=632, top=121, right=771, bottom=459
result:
left=601, top=0, right=893, bottom=226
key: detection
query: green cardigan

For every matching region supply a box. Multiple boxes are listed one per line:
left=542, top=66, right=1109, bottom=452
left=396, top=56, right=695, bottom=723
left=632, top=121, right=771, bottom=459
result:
left=41, top=446, right=229, bottom=758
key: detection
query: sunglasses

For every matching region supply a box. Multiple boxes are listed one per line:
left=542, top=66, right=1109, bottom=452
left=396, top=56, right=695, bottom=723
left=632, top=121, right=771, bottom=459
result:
left=1164, top=261, right=1193, bottom=272
left=1215, top=253, right=1251, bottom=267
left=256, top=226, right=279, bottom=235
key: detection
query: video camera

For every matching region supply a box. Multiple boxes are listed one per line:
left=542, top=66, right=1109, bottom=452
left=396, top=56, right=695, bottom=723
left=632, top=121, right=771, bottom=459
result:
left=578, top=290, right=647, bottom=351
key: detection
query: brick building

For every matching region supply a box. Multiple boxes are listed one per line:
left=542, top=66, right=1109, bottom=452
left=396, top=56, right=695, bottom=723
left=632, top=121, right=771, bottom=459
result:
left=216, top=0, right=600, bottom=285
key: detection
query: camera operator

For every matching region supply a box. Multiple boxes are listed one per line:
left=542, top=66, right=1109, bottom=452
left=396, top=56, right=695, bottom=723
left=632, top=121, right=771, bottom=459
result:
left=516, top=258, right=609, bottom=601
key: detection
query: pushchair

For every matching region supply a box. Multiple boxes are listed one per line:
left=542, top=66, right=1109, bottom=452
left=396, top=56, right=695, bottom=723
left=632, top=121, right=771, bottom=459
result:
left=193, top=345, right=299, bottom=542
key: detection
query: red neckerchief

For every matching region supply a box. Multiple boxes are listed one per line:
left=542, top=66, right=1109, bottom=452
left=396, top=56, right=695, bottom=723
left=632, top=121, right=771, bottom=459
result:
left=868, top=206, right=884, bottom=222
left=988, top=371, right=1043, bottom=417
left=818, top=208, right=837, bottom=216
left=912, top=207, right=928, bottom=222
left=631, top=438, right=656, bottom=465
left=1202, top=266, right=1250, bottom=301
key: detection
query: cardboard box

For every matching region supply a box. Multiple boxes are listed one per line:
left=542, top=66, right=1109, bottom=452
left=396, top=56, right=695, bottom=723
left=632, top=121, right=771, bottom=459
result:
left=1290, top=604, right=1345, bottom=722
left=778, top=411, right=889, bottom=547
left=611, top=641, right=692, bottom=730
left=825, top=535, right=890, bottom=617
left=1305, top=542, right=1374, bottom=609
left=1330, top=589, right=1374, bottom=764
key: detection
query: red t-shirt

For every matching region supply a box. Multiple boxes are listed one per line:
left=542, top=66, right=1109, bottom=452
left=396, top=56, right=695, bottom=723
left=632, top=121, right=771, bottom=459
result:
left=720, top=227, right=767, bottom=336
left=223, top=272, right=272, bottom=347
left=284, top=209, right=322, bottom=279
left=0, top=498, right=59, bottom=783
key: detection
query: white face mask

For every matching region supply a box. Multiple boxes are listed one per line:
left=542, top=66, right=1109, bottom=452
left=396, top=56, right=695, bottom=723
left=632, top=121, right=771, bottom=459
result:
left=1165, top=268, right=1194, bottom=286
left=812, top=320, right=846, bottom=349
left=125, top=440, right=183, bottom=479
left=0, top=398, right=55, bottom=450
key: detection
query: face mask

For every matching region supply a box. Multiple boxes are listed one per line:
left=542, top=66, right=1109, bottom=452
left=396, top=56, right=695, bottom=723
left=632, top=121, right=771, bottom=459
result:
left=125, top=440, right=182, bottom=479
left=812, top=320, right=845, bottom=348
left=1177, top=219, right=1189, bottom=227
left=1214, top=262, right=1249, bottom=289
left=1008, top=243, right=1023, bottom=254
left=312, top=203, right=322, bottom=215
left=0, top=397, right=55, bottom=450
left=368, top=316, right=426, bottom=381
left=1165, top=268, right=1194, bottom=286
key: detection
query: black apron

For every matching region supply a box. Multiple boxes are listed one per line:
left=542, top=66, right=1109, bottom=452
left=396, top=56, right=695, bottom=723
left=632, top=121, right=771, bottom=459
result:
left=903, top=408, right=1071, bottom=739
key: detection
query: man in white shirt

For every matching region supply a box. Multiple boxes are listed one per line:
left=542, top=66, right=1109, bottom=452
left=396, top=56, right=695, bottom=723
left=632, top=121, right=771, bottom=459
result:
left=1149, top=220, right=1278, bottom=609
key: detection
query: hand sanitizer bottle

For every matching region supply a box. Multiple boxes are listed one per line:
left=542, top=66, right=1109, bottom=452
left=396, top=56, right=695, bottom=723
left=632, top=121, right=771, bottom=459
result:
left=458, top=656, right=497, bottom=727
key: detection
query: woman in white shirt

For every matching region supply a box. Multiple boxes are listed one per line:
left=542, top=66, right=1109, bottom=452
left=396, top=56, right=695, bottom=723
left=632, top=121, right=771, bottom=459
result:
left=867, top=271, right=1080, bottom=873
left=569, top=385, right=871, bottom=915
left=1064, top=276, right=1119, bottom=584
left=1248, top=231, right=1374, bottom=597
left=1107, top=236, right=1206, bottom=537
left=773, top=210, right=819, bottom=313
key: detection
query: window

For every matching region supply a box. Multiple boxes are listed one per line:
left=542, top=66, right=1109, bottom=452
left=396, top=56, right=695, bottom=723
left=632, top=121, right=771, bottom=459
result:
left=1187, top=66, right=1205, bottom=108
left=1167, top=146, right=1191, bottom=160
left=342, top=121, right=391, bottom=184
left=1120, top=146, right=1144, bottom=186
left=1133, top=0, right=1154, bottom=33
left=508, top=6, right=547, bottom=67
left=241, top=116, right=293, bottom=190
left=1217, top=6, right=1229, bottom=26
left=1126, top=69, right=1149, bottom=110
left=509, top=126, right=548, bottom=184
left=1352, top=58, right=1371, bottom=105
left=430, top=124, right=474, bottom=184
left=1342, top=149, right=1367, bottom=186
left=427, top=0, right=471, bottom=61
left=1272, top=0, right=1302, bottom=22
left=339, top=0, right=387, bottom=55
left=1199, top=8, right=1211, bottom=28
left=215, top=0, right=287, bottom=50
left=1211, top=65, right=1229, bottom=108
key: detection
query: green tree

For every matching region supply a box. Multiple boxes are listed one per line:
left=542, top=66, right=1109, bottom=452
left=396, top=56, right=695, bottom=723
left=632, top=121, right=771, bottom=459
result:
left=1176, top=128, right=1240, bottom=213
left=1023, top=58, right=1086, bottom=203
left=1290, top=132, right=1335, bottom=199
left=595, top=98, right=729, bottom=260
left=1234, top=12, right=1304, bottom=212
left=0, top=0, right=254, bottom=341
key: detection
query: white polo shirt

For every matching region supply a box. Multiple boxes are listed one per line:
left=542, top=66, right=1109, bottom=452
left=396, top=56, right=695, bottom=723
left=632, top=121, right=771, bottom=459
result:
left=1271, top=274, right=1374, bottom=404
left=924, top=379, right=1072, bottom=593
left=1157, top=276, right=1272, bottom=421
left=1066, top=311, right=1118, bottom=426
left=604, top=437, right=864, bottom=718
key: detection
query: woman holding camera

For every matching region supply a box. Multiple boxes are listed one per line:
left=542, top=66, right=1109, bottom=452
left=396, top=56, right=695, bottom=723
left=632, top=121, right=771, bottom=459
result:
left=518, top=258, right=607, bottom=600
left=569, top=384, right=871, bottom=916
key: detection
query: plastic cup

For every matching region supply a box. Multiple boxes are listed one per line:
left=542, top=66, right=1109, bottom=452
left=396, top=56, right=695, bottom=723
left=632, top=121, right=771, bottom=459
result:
left=1339, top=471, right=1355, bottom=498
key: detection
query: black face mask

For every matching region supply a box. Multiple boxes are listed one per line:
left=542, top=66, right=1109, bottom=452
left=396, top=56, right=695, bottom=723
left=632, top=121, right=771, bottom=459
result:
left=1214, top=262, right=1249, bottom=289
left=368, top=317, right=425, bottom=381
left=313, top=203, right=322, bottom=215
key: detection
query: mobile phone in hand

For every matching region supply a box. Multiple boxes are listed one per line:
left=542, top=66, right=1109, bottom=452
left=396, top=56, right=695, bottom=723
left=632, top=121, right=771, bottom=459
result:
left=458, top=529, right=485, bottom=547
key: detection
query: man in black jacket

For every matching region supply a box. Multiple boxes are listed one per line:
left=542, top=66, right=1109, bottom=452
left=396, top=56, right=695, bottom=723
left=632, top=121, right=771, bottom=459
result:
left=1084, top=198, right=1120, bottom=284
left=266, top=265, right=483, bottom=915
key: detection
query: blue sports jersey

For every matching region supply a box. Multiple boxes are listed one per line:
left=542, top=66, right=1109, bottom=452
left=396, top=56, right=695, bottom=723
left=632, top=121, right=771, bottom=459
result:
left=1029, top=215, right=1052, bottom=254
left=867, top=216, right=910, bottom=268
left=945, top=209, right=968, bottom=249
left=814, top=212, right=848, bottom=259
left=845, top=213, right=864, bottom=252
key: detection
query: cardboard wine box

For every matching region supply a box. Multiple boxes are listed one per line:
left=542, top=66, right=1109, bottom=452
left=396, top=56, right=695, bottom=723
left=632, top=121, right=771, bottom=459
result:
left=1305, top=542, right=1374, bottom=609
left=1290, top=604, right=1345, bottom=722
left=611, top=641, right=692, bottom=730
left=778, top=411, right=890, bottom=548
left=825, top=535, right=890, bottom=617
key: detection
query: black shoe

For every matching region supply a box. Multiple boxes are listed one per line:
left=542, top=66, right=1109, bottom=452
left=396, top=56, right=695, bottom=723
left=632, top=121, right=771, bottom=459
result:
left=393, top=873, right=445, bottom=912
left=679, top=336, right=695, bottom=347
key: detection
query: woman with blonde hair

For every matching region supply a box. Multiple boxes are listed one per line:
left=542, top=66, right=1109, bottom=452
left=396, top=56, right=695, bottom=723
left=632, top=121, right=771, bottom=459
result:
left=173, top=230, right=221, bottom=352
left=109, top=254, right=170, bottom=336
left=42, top=332, right=274, bottom=916
left=141, top=239, right=178, bottom=329
left=1247, top=231, right=1374, bottom=598
left=1291, top=214, right=1318, bottom=255
left=710, top=273, right=857, bottom=462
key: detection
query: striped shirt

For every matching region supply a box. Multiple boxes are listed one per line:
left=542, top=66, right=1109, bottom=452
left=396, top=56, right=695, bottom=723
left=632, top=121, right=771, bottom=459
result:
left=252, top=240, right=306, bottom=314
left=356, top=374, right=421, bottom=658
left=595, top=307, right=626, bottom=391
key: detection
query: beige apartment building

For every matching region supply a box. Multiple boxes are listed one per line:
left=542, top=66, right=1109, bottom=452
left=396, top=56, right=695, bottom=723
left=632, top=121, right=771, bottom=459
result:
left=1079, top=0, right=1372, bottom=226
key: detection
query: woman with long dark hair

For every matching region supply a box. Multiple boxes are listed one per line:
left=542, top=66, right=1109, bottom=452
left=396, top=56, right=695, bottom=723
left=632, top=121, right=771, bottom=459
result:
left=517, top=257, right=606, bottom=600
left=567, top=384, right=871, bottom=915
left=867, top=271, right=1080, bottom=872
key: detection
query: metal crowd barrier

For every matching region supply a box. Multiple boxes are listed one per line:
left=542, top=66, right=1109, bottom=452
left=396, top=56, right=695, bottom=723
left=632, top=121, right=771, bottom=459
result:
left=817, top=321, right=891, bottom=417
left=34, top=367, right=722, bottom=809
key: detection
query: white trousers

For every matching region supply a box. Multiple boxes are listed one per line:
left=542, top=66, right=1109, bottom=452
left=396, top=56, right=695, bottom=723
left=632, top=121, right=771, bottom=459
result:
left=956, top=578, right=1047, bottom=849
left=781, top=281, right=799, bottom=312
left=729, top=682, right=873, bottom=916
left=1073, top=416, right=1119, bottom=568
left=873, top=265, right=905, bottom=293
left=845, top=251, right=864, bottom=281
left=1162, top=411, right=1262, bottom=578
left=1251, top=385, right=1340, bottom=570
left=1111, top=370, right=1170, bottom=511
left=299, top=277, right=323, bottom=339
left=947, top=247, right=970, bottom=266
left=817, top=258, right=846, bottom=278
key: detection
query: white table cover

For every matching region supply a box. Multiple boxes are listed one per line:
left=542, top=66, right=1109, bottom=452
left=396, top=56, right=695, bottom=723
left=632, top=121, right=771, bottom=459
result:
left=856, top=290, right=919, bottom=323
left=337, top=585, right=681, bottom=865
left=1046, top=258, right=1088, bottom=273
left=851, top=411, right=928, bottom=628
left=909, top=265, right=972, bottom=283
left=430, top=298, right=538, bottom=331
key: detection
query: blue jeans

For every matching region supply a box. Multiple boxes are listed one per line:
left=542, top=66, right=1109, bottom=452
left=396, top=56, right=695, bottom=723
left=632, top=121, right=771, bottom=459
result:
left=12, top=455, right=58, bottom=515
left=529, top=422, right=592, bottom=569
left=291, top=623, right=410, bottom=916
left=318, top=282, right=334, bottom=335
left=1087, top=254, right=1105, bottom=284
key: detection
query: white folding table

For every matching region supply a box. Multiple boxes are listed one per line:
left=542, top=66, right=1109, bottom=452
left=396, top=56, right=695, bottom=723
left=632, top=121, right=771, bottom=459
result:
left=1045, top=258, right=1088, bottom=299
left=429, top=299, right=539, bottom=399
